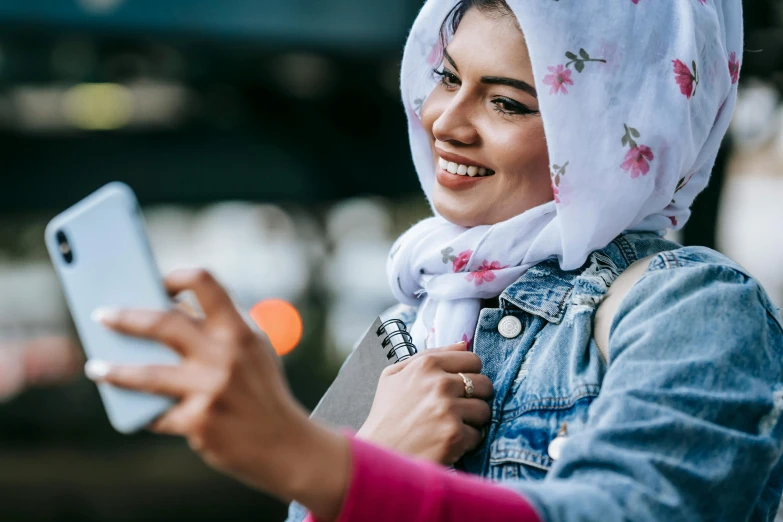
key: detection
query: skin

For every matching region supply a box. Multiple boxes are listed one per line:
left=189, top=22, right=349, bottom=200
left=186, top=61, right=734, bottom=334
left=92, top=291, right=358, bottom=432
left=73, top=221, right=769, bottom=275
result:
left=87, top=8, right=542, bottom=522
left=422, top=8, right=551, bottom=227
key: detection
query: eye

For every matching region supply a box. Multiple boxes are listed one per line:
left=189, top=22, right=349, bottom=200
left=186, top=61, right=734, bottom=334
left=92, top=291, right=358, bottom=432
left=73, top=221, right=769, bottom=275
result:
left=491, top=97, right=537, bottom=116
left=433, top=68, right=460, bottom=90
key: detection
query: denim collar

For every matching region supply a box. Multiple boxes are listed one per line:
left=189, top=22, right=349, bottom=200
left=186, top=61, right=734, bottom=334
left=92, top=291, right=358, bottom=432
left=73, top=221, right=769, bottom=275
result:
left=499, top=232, right=680, bottom=324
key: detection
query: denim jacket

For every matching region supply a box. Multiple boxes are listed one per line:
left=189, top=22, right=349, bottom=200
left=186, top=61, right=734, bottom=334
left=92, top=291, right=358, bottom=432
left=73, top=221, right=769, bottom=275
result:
left=288, top=231, right=783, bottom=522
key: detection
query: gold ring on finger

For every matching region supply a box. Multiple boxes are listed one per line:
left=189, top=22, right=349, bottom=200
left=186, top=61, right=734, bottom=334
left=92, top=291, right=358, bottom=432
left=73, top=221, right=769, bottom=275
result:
left=458, top=372, right=474, bottom=399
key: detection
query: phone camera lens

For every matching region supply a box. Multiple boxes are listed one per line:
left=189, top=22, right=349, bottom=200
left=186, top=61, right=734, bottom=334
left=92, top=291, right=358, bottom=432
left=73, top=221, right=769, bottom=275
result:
left=56, top=230, right=74, bottom=264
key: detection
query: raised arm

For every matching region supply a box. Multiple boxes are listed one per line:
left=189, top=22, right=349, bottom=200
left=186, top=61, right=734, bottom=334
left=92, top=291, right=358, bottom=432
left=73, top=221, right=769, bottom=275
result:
left=499, top=260, right=783, bottom=521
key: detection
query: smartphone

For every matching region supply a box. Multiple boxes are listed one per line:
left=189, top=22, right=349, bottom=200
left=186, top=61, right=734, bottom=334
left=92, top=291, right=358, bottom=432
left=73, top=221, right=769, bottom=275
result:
left=45, top=182, right=180, bottom=434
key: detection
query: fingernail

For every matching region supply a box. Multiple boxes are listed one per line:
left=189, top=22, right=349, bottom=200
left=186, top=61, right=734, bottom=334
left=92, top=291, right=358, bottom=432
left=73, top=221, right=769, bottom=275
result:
left=84, top=360, right=112, bottom=381
left=91, top=308, right=119, bottom=324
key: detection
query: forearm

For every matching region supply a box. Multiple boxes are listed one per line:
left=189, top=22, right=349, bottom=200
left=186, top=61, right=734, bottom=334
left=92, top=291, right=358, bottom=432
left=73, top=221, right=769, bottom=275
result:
left=305, top=435, right=541, bottom=522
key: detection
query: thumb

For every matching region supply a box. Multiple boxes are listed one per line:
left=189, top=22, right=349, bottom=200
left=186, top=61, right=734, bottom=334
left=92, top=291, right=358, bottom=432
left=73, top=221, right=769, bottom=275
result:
left=428, top=341, right=469, bottom=353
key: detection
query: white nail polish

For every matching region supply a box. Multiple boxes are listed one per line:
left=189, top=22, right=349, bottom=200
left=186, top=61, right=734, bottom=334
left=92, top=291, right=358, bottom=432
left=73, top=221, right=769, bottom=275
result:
left=85, top=360, right=111, bottom=381
left=91, top=308, right=119, bottom=324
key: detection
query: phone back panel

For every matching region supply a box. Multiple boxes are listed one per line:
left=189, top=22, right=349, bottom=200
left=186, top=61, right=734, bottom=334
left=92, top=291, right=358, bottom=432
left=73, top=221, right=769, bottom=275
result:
left=45, top=182, right=180, bottom=433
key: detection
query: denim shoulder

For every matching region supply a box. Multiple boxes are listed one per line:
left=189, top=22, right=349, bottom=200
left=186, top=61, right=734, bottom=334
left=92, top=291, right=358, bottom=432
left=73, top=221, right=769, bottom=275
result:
left=511, top=247, right=783, bottom=522
left=633, top=245, right=783, bottom=333
left=619, top=246, right=783, bottom=521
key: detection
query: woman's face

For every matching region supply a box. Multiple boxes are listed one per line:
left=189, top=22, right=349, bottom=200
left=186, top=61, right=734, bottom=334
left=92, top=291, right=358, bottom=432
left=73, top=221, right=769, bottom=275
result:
left=421, top=8, right=552, bottom=227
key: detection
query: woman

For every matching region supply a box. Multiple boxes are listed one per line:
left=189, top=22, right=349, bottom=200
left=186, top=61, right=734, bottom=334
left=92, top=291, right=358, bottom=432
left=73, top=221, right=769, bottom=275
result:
left=85, top=0, right=783, bottom=521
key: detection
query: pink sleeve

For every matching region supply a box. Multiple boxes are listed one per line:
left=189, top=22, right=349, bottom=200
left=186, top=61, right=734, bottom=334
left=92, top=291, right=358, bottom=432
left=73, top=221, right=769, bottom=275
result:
left=304, top=435, right=541, bottom=522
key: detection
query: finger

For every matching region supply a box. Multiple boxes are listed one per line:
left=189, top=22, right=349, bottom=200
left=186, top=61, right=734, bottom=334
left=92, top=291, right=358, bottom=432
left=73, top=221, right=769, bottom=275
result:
left=389, top=340, right=468, bottom=374
left=412, top=350, right=482, bottom=374
left=450, top=373, right=493, bottom=400
left=164, top=269, right=240, bottom=326
left=460, top=424, right=483, bottom=456
left=454, top=398, right=492, bottom=428
left=149, top=395, right=211, bottom=436
left=85, top=360, right=190, bottom=397
left=92, top=308, right=203, bottom=356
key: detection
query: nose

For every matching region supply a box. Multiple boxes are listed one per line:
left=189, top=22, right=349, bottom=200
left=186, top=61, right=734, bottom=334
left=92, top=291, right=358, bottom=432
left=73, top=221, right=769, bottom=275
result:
left=431, top=93, right=478, bottom=146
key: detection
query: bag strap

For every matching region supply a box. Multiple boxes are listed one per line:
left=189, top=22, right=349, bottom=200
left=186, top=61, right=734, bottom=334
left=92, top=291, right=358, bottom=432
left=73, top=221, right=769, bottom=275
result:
left=593, top=254, right=658, bottom=361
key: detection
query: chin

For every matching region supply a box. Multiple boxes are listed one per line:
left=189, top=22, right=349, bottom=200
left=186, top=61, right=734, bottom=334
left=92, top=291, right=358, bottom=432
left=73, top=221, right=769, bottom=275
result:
left=433, top=200, right=486, bottom=228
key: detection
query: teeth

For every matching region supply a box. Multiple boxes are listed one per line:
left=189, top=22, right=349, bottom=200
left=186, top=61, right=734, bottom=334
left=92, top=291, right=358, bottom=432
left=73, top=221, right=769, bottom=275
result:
left=438, top=156, right=495, bottom=177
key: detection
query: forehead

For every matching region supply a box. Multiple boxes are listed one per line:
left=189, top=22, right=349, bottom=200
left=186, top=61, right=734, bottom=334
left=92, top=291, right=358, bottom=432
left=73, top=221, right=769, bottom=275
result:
left=446, top=8, right=532, bottom=74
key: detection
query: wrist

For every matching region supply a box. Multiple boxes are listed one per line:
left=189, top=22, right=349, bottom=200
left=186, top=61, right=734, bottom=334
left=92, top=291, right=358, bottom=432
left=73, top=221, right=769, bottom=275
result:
left=280, top=415, right=352, bottom=522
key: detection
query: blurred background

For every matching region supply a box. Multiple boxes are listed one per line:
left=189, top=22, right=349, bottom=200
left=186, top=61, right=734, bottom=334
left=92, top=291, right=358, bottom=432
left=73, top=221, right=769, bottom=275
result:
left=0, top=1, right=782, bottom=521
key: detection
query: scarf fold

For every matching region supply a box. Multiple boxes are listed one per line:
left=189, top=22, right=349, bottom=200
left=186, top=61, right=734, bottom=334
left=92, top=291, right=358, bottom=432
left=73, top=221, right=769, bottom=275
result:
left=390, top=0, right=743, bottom=350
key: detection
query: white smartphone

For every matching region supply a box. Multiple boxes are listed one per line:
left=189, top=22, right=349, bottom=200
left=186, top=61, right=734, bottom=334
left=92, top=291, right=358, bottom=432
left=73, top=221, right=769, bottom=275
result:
left=45, top=182, right=181, bottom=434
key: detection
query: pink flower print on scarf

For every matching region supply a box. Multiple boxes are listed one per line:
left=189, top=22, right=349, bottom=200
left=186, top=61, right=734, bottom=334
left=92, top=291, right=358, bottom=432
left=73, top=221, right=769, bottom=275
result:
left=673, top=59, right=699, bottom=98
left=426, top=39, right=444, bottom=67
left=465, top=260, right=508, bottom=286
left=622, top=146, right=654, bottom=178
left=729, top=52, right=741, bottom=84
left=543, top=65, right=574, bottom=95
left=441, top=247, right=473, bottom=273
left=620, top=124, right=655, bottom=179
left=545, top=49, right=606, bottom=95
left=461, top=333, right=472, bottom=352
left=595, top=39, right=621, bottom=74
left=452, top=250, right=472, bottom=272
left=550, top=162, right=568, bottom=204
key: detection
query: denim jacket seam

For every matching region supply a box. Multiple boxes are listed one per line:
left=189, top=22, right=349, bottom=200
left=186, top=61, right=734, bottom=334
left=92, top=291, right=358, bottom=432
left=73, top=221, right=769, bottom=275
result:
left=489, top=448, right=553, bottom=471
left=501, top=287, right=573, bottom=324
left=632, top=256, right=783, bottom=334
left=664, top=250, right=681, bottom=268
left=614, top=234, right=638, bottom=267
left=500, top=384, right=602, bottom=421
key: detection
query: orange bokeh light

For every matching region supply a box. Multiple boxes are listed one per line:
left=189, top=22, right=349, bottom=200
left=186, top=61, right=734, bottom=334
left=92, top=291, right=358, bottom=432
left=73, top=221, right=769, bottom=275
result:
left=249, top=299, right=303, bottom=356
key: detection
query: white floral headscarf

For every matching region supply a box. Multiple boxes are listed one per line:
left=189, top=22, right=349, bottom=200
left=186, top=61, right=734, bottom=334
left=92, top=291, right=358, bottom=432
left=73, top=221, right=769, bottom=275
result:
left=388, top=0, right=743, bottom=350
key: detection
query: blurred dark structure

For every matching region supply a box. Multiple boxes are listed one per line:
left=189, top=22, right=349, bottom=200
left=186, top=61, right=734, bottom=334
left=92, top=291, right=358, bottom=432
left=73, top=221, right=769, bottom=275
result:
left=0, top=0, right=425, bottom=211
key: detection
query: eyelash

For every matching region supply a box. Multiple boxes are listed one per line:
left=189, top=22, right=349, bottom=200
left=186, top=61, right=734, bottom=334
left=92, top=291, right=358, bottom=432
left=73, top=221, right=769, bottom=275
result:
left=432, top=68, right=537, bottom=117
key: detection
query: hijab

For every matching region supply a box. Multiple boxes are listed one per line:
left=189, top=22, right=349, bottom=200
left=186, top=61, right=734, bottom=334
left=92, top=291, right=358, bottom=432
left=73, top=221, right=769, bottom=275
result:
left=389, top=0, right=743, bottom=350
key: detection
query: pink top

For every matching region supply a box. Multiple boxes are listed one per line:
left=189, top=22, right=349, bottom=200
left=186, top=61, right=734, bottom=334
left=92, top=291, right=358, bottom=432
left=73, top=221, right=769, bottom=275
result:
left=305, top=436, right=541, bottom=522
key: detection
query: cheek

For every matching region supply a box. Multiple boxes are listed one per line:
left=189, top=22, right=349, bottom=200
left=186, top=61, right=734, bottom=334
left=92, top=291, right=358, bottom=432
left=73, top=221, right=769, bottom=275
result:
left=493, top=124, right=550, bottom=180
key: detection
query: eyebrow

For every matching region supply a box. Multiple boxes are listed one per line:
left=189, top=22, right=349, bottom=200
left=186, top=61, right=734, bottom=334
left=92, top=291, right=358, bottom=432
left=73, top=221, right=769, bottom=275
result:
left=442, top=49, right=538, bottom=99
left=480, top=76, right=537, bottom=99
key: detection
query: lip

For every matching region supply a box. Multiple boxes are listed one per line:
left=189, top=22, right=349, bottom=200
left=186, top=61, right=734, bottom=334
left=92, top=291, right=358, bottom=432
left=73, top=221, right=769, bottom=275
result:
left=434, top=147, right=492, bottom=171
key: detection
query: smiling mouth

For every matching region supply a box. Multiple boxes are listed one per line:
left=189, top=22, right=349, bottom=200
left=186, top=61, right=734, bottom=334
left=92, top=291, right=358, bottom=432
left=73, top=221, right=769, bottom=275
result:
left=437, top=157, right=495, bottom=177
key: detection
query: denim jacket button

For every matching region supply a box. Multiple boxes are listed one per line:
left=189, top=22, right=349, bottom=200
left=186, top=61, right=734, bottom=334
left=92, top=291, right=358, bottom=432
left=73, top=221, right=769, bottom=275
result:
left=498, top=316, right=522, bottom=339
left=548, top=423, right=569, bottom=460
left=548, top=435, right=567, bottom=460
